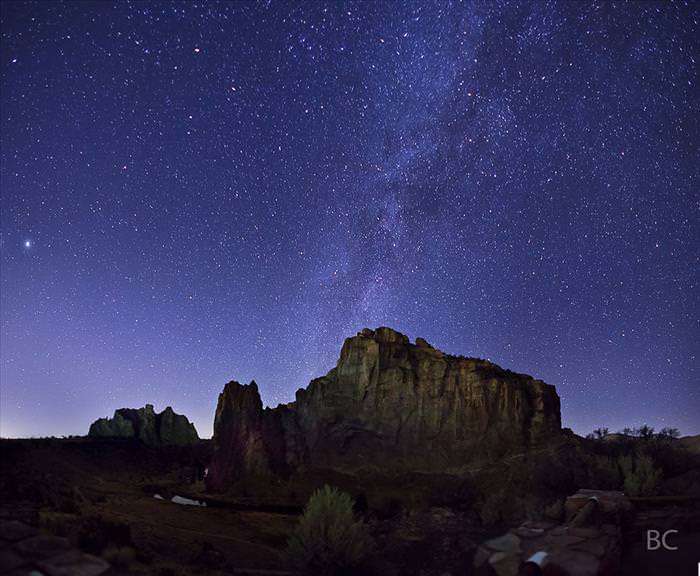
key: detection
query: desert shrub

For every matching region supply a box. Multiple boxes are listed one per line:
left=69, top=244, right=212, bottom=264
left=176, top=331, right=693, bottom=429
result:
left=529, top=453, right=578, bottom=498
left=479, top=490, right=527, bottom=527
left=479, top=492, right=503, bottom=527
left=287, top=485, right=373, bottom=575
left=617, top=425, right=678, bottom=443
left=620, top=454, right=662, bottom=496
left=75, top=515, right=132, bottom=554
left=543, top=499, right=564, bottom=522
left=102, top=546, right=136, bottom=570
left=590, top=456, right=622, bottom=490
left=521, top=496, right=563, bottom=523
left=586, top=427, right=610, bottom=441
left=618, top=454, right=634, bottom=480
left=658, top=427, right=680, bottom=439
left=636, top=425, right=656, bottom=440
left=645, top=434, right=692, bottom=478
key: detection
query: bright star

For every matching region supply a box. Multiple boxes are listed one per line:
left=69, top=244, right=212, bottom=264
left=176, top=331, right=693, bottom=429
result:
left=24, top=240, right=32, bottom=248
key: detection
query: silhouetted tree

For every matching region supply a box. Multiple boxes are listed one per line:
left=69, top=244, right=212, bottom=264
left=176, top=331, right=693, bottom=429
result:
left=586, top=427, right=610, bottom=441
left=659, top=427, right=680, bottom=439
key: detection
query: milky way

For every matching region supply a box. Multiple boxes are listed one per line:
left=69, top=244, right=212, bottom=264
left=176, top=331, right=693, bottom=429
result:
left=1, top=1, right=698, bottom=438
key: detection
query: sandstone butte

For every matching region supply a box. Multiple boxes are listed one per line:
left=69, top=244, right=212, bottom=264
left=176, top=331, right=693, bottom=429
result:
left=206, top=327, right=562, bottom=492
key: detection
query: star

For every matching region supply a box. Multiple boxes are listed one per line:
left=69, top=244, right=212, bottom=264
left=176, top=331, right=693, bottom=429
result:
left=23, top=240, right=32, bottom=249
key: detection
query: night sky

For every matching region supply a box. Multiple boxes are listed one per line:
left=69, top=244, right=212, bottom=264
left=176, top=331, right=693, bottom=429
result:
left=1, top=1, right=698, bottom=439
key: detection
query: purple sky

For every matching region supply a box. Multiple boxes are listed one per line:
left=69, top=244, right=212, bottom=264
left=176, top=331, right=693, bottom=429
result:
left=1, top=1, right=698, bottom=439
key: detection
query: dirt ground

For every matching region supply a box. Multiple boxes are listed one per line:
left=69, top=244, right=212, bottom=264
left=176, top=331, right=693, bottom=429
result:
left=0, top=438, right=300, bottom=574
left=0, top=438, right=485, bottom=575
left=4, top=436, right=699, bottom=575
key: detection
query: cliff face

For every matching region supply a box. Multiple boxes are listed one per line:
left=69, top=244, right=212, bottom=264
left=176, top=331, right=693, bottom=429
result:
left=206, top=328, right=561, bottom=491
left=88, top=404, right=199, bottom=446
left=207, top=382, right=271, bottom=484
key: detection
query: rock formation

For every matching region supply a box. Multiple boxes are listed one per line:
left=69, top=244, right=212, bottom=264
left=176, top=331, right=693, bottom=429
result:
left=474, top=490, right=632, bottom=576
left=88, top=411, right=134, bottom=439
left=88, top=404, right=199, bottom=446
left=207, top=327, right=561, bottom=491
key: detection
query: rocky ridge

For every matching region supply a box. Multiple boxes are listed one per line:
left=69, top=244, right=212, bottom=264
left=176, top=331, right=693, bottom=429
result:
left=207, top=327, right=561, bottom=491
left=88, top=404, right=199, bottom=446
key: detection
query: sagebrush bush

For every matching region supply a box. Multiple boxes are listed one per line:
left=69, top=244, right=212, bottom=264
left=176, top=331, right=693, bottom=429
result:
left=592, top=455, right=623, bottom=490
left=479, top=490, right=528, bottom=527
left=621, top=454, right=662, bottom=496
left=287, top=485, right=373, bottom=575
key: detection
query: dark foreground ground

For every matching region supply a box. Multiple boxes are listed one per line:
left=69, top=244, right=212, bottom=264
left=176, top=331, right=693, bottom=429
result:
left=1, top=435, right=699, bottom=575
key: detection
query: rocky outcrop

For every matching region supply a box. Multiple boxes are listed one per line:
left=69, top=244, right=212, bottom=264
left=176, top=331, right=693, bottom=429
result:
left=207, top=327, right=561, bottom=491
left=209, top=382, right=271, bottom=478
left=158, top=406, right=200, bottom=446
left=474, top=490, right=632, bottom=576
left=88, top=412, right=134, bottom=439
left=0, top=515, right=110, bottom=576
left=88, top=404, right=199, bottom=446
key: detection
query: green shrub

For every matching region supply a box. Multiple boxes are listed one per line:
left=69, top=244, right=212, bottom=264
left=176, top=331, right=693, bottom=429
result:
left=479, top=492, right=504, bottom=527
left=651, top=441, right=691, bottom=478
left=479, top=490, right=527, bottom=527
left=591, top=456, right=622, bottom=490
left=287, top=485, right=373, bottom=575
left=622, top=454, right=662, bottom=496
left=618, top=454, right=634, bottom=480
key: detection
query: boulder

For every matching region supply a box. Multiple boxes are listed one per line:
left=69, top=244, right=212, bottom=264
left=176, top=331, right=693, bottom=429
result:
left=88, top=404, right=198, bottom=446
left=207, top=327, right=562, bottom=491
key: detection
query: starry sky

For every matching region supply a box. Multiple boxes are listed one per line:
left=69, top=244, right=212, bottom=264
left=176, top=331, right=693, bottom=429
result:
left=1, top=1, right=698, bottom=439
